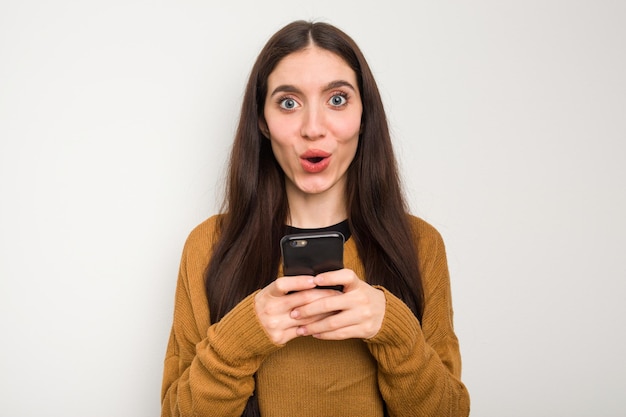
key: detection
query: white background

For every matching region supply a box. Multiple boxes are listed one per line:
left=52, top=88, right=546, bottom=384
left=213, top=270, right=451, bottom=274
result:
left=1, top=1, right=625, bottom=416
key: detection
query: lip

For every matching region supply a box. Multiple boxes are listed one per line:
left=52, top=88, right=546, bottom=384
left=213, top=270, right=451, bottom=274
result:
left=299, top=149, right=331, bottom=173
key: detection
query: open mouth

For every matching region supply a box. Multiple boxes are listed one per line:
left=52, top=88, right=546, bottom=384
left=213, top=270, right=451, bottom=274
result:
left=300, top=151, right=331, bottom=173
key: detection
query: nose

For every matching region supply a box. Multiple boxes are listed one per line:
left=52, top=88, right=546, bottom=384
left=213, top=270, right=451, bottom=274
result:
left=300, top=105, right=327, bottom=140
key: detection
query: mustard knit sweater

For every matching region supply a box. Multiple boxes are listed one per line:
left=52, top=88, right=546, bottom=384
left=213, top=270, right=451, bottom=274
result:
left=161, top=215, right=470, bottom=416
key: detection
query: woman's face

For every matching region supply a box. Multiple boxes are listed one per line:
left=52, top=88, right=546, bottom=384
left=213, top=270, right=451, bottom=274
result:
left=263, top=46, right=362, bottom=200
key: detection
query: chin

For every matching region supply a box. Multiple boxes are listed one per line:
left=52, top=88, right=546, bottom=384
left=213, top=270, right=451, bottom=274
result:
left=299, top=186, right=328, bottom=195
left=296, top=182, right=331, bottom=195
left=289, top=175, right=341, bottom=197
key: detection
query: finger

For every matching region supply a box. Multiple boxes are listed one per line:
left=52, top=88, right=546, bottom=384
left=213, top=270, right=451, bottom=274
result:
left=269, top=275, right=316, bottom=296
left=298, top=312, right=379, bottom=340
left=265, top=287, right=338, bottom=315
left=256, top=286, right=335, bottom=330
left=293, top=312, right=336, bottom=326
left=296, top=290, right=384, bottom=340
left=309, top=323, right=372, bottom=340
left=296, top=309, right=357, bottom=335
left=314, top=269, right=357, bottom=291
left=279, top=314, right=337, bottom=344
left=291, top=291, right=346, bottom=319
left=266, top=325, right=303, bottom=345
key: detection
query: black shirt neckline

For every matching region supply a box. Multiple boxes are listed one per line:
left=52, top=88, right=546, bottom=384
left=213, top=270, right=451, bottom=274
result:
left=285, top=219, right=351, bottom=242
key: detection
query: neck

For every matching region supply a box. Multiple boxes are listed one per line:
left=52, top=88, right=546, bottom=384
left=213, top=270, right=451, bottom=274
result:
left=285, top=183, right=348, bottom=229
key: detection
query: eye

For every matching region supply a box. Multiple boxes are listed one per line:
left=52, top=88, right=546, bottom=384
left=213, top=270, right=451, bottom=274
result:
left=329, top=93, right=347, bottom=107
left=279, top=97, right=299, bottom=110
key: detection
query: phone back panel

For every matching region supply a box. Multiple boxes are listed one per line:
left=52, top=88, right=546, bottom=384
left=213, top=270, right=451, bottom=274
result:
left=280, top=232, right=344, bottom=276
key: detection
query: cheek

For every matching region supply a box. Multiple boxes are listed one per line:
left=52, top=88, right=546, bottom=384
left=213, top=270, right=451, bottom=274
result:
left=269, top=139, right=287, bottom=160
left=269, top=138, right=296, bottom=173
left=265, top=113, right=298, bottom=138
left=335, top=132, right=359, bottom=167
left=333, top=118, right=362, bottom=145
left=345, top=137, right=359, bottom=162
left=328, top=109, right=362, bottom=138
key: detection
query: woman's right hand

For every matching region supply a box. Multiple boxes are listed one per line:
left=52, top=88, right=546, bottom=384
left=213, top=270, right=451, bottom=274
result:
left=254, top=276, right=340, bottom=345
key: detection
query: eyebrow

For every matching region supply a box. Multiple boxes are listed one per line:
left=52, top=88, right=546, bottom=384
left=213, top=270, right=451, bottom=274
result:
left=269, top=80, right=357, bottom=97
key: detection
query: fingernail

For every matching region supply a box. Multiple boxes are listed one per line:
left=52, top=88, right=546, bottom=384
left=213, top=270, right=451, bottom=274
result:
left=290, top=310, right=300, bottom=319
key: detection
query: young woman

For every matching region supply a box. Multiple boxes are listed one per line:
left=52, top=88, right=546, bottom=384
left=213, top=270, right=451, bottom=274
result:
left=161, top=20, right=470, bottom=417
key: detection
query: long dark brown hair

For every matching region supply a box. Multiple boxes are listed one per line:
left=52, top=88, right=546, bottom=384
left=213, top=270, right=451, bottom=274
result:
left=204, top=20, right=424, bottom=416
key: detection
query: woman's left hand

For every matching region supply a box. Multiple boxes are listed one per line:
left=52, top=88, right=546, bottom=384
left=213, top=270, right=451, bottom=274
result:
left=289, top=269, right=386, bottom=340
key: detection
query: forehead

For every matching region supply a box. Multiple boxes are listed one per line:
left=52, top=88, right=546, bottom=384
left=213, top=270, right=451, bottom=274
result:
left=267, top=46, right=358, bottom=90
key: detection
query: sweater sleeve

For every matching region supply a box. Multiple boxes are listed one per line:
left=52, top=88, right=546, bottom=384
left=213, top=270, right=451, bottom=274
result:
left=365, top=220, right=470, bottom=417
left=161, top=218, right=281, bottom=417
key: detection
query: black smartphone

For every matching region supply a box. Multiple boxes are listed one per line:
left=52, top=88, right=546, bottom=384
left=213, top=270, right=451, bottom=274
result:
left=280, top=231, right=345, bottom=291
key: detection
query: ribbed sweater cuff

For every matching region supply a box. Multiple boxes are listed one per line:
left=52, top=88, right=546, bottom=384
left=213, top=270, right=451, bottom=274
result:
left=209, top=291, right=281, bottom=365
left=365, top=287, right=421, bottom=351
